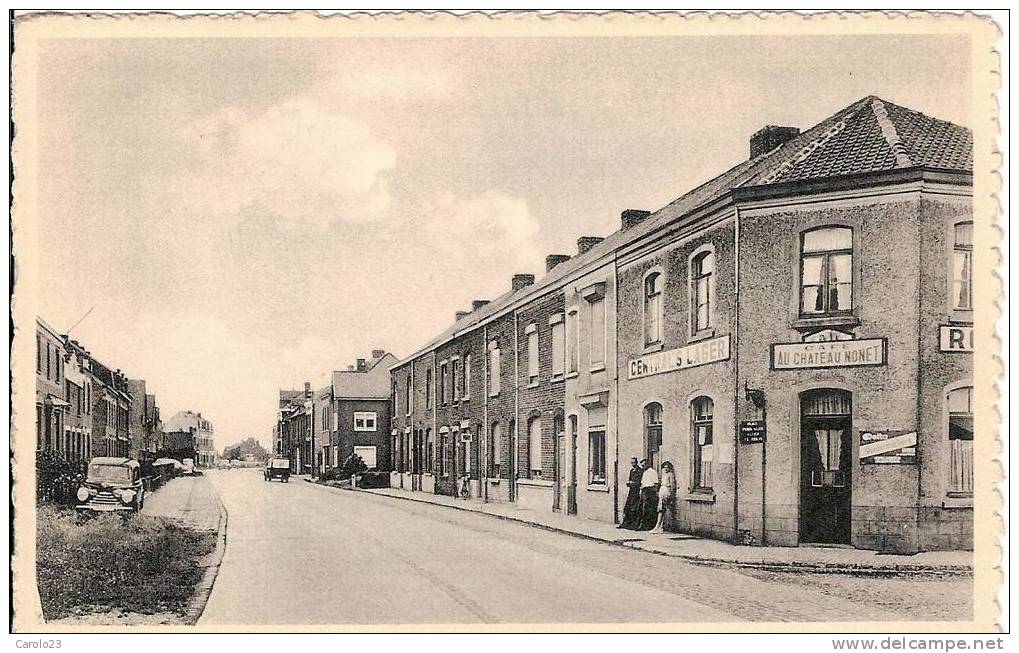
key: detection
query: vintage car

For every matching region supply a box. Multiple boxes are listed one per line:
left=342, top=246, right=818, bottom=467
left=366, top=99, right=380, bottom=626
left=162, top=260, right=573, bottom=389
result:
left=75, top=457, right=145, bottom=515
left=264, top=458, right=291, bottom=482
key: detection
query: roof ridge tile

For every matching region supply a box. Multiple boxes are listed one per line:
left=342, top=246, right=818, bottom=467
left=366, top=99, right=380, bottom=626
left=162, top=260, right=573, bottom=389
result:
left=870, top=97, right=914, bottom=167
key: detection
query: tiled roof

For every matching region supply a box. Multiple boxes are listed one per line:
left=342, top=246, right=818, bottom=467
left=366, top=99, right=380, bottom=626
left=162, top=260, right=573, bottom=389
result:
left=398, top=95, right=972, bottom=364
left=332, top=352, right=398, bottom=399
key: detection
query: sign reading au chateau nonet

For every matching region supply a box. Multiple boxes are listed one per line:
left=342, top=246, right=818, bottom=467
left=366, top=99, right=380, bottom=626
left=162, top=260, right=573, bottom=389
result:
left=628, top=335, right=730, bottom=380
left=771, top=338, right=886, bottom=370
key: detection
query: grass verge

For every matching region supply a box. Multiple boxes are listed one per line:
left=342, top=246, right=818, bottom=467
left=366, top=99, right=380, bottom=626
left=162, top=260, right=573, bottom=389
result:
left=36, top=503, right=217, bottom=621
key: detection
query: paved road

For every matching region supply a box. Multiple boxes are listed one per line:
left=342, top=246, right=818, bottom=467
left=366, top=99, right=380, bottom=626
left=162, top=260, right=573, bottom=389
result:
left=200, top=469, right=969, bottom=625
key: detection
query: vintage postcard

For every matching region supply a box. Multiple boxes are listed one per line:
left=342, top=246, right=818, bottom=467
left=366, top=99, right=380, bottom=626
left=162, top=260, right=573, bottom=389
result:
left=10, top=10, right=1004, bottom=635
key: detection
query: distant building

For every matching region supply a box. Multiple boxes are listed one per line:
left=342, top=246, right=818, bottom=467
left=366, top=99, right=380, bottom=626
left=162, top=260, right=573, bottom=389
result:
left=164, top=410, right=217, bottom=466
left=326, top=350, right=398, bottom=474
left=278, top=385, right=312, bottom=474
left=127, top=379, right=162, bottom=461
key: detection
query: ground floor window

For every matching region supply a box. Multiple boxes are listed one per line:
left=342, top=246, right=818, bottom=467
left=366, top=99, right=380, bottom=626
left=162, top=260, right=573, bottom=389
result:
left=691, top=396, right=714, bottom=490
left=589, top=429, right=606, bottom=484
left=948, top=385, right=974, bottom=495
left=332, top=445, right=338, bottom=467
left=425, top=429, right=434, bottom=474
left=440, top=433, right=450, bottom=477
left=354, top=445, right=378, bottom=469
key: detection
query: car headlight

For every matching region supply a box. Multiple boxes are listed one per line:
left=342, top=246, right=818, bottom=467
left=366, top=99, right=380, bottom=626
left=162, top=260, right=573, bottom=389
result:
left=119, top=489, right=136, bottom=504
left=76, top=486, right=90, bottom=502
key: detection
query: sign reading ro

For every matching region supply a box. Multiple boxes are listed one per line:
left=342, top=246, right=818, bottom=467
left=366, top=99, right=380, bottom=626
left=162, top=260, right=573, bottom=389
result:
left=771, top=338, right=886, bottom=370
left=628, top=335, right=730, bottom=380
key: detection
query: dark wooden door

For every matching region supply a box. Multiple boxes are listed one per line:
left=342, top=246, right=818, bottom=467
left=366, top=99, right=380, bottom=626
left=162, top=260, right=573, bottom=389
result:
left=799, top=391, right=852, bottom=545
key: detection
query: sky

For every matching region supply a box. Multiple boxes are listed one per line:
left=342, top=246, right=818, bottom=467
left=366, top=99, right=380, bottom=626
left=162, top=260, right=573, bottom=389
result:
left=32, top=33, right=971, bottom=452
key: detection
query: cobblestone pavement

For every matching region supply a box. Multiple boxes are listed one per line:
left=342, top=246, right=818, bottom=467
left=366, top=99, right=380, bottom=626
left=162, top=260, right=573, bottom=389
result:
left=200, top=470, right=972, bottom=625
left=142, top=474, right=222, bottom=531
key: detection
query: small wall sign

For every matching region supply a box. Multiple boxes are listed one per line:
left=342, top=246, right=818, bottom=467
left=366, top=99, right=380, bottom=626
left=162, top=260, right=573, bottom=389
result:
left=771, top=338, right=886, bottom=370
left=939, top=325, right=973, bottom=352
left=739, top=420, right=766, bottom=444
left=859, top=430, right=917, bottom=464
left=628, top=335, right=730, bottom=380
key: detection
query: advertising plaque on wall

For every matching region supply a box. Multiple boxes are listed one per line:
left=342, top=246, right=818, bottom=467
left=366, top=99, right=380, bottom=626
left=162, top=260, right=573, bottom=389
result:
left=859, top=430, right=917, bottom=464
left=939, top=325, right=973, bottom=352
left=628, top=335, right=730, bottom=380
left=771, top=338, right=886, bottom=370
left=739, top=420, right=766, bottom=444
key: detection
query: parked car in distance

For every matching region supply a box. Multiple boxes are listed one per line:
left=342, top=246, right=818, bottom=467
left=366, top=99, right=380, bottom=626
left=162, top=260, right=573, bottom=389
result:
left=182, top=458, right=195, bottom=475
left=75, top=457, right=145, bottom=516
left=265, top=458, right=291, bottom=482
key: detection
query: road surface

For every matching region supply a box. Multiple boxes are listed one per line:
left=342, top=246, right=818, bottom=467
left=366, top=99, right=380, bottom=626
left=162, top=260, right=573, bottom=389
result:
left=200, top=469, right=970, bottom=625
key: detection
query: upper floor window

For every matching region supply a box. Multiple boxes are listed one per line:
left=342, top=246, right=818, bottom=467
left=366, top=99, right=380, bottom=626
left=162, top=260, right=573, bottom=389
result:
left=551, top=317, right=565, bottom=378
left=526, top=325, right=539, bottom=383
left=947, top=385, right=973, bottom=496
left=589, top=298, right=606, bottom=370
left=36, top=335, right=41, bottom=374
left=463, top=354, right=471, bottom=399
left=691, top=396, right=714, bottom=490
left=952, top=222, right=973, bottom=312
left=439, top=361, right=449, bottom=405
left=404, top=380, right=411, bottom=416
left=644, top=272, right=663, bottom=346
left=392, top=381, right=398, bottom=414
left=488, top=341, right=501, bottom=396
left=690, top=250, right=714, bottom=334
left=566, top=310, right=579, bottom=375
left=354, top=411, right=378, bottom=432
left=452, top=358, right=461, bottom=402
left=800, top=227, right=853, bottom=316
left=425, top=369, right=432, bottom=409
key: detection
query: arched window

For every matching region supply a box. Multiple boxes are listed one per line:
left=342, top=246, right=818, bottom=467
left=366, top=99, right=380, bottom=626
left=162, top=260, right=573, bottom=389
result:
left=425, top=428, right=434, bottom=474
left=644, top=272, right=663, bottom=346
left=691, top=396, right=714, bottom=490
left=947, top=386, right=974, bottom=495
left=800, top=227, right=853, bottom=316
left=488, top=340, right=501, bottom=396
left=528, top=416, right=543, bottom=478
left=690, top=251, right=714, bottom=333
left=490, top=422, right=502, bottom=477
left=952, top=222, right=973, bottom=311
left=644, top=403, right=663, bottom=472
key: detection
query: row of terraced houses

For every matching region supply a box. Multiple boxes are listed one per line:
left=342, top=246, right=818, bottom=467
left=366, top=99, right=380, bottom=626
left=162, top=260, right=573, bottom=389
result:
left=385, top=96, right=975, bottom=554
left=35, top=316, right=217, bottom=472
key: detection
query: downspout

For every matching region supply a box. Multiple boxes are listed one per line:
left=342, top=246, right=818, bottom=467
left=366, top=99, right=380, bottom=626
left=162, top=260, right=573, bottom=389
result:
left=513, top=309, right=520, bottom=502
left=612, top=255, right=621, bottom=524
left=432, top=357, right=438, bottom=494
left=410, top=362, right=415, bottom=490
left=483, top=325, right=489, bottom=503
left=733, top=204, right=742, bottom=542
left=913, top=202, right=924, bottom=551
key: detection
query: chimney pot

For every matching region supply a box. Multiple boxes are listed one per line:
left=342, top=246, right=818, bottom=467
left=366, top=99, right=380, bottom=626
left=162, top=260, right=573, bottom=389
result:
left=750, top=125, right=800, bottom=159
left=511, top=274, right=535, bottom=292
left=304, top=381, right=311, bottom=397
left=577, top=236, right=604, bottom=255
left=621, top=209, right=652, bottom=230
left=455, top=310, right=470, bottom=322
left=356, top=358, right=367, bottom=371
left=545, top=254, right=571, bottom=272
left=471, top=299, right=490, bottom=311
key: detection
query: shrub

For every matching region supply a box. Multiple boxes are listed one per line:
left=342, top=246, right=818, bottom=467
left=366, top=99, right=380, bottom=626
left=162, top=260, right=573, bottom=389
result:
left=341, top=453, right=368, bottom=477
left=319, top=467, right=348, bottom=482
left=357, top=471, right=390, bottom=489
left=35, top=504, right=216, bottom=620
left=36, top=450, right=87, bottom=506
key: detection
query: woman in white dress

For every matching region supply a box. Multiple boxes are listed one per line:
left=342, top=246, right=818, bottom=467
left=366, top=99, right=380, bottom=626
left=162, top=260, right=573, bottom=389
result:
left=650, top=461, right=676, bottom=534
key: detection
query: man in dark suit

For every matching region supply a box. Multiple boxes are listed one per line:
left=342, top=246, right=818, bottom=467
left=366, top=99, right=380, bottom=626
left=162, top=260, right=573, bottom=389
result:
left=618, top=457, right=643, bottom=529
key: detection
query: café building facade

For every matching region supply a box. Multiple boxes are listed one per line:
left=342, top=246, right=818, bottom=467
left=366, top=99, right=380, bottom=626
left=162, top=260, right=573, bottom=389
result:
left=392, top=96, right=975, bottom=552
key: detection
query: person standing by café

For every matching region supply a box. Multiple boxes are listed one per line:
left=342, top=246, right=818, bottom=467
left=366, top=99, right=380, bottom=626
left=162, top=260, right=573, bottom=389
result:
left=618, top=457, right=643, bottom=529
left=638, top=458, right=660, bottom=530
left=650, top=460, right=677, bottom=534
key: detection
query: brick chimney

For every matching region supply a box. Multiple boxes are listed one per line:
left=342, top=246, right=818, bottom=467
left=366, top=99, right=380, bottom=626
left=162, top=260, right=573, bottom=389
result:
left=356, top=358, right=367, bottom=371
left=455, top=310, right=470, bottom=322
left=512, top=274, right=535, bottom=292
left=577, top=236, right=604, bottom=255
left=304, top=381, right=311, bottom=397
left=472, top=300, right=490, bottom=311
left=545, top=254, right=571, bottom=272
left=621, top=209, right=651, bottom=230
left=750, top=125, right=800, bottom=159
left=371, top=349, right=385, bottom=359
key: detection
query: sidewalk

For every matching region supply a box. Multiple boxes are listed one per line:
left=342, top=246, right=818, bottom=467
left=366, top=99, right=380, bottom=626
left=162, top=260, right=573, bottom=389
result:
left=142, top=474, right=223, bottom=532
left=352, top=484, right=973, bottom=575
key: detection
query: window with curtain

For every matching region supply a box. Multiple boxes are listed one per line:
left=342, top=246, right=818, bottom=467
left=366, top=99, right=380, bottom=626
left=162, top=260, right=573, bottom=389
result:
left=589, top=298, right=606, bottom=369
left=566, top=310, right=579, bottom=374
left=425, top=369, right=432, bottom=408
left=644, top=272, right=662, bottom=346
left=800, top=227, right=853, bottom=316
left=528, top=417, right=542, bottom=477
left=463, top=354, right=471, bottom=399
left=551, top=320, right=565, bottom=377
left=489, top=342, right=501, bottom=396
left=490, top=422, right=502, bottom=477
left=645, top=403, right=663, bottom=471
left=589, top=430, right=606, bottom=484
left=691, top=251, right=714, bottom=333
left=440, top=362, right=448, bottom=405
left=527, top=327, right=539, bottom=382
left=452, top=358, right=461, bottom=402
left=948, top=386, right=974, bottom=495
left=952, top=222, right=973, bottom=311
left=691, top=396, right=714, bottom=489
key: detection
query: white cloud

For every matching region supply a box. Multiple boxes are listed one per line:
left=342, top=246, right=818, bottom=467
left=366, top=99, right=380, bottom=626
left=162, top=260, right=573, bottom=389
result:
left=170, top=97, right=396, bottom=226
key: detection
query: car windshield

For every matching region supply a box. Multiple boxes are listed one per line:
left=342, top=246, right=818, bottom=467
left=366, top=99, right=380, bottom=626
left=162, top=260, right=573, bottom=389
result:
left=87, top=463, right=132, bottom=484
left=270, top=459, right=289, bottom=469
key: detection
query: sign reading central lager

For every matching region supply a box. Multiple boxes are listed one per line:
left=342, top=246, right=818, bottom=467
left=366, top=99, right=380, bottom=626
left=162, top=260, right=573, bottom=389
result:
left=628, top=335, right=730, bottom=380
left=771, top=338, right=886, bottom=370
